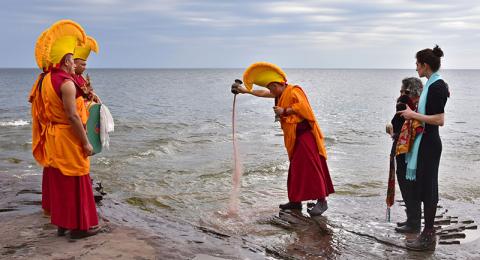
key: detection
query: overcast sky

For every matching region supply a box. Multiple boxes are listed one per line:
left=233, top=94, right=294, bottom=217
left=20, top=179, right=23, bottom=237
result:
left=2, top=0, right=480, bottom=68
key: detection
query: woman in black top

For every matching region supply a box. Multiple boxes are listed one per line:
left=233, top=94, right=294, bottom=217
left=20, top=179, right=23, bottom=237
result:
left=398, top=45, right=449, bottom=251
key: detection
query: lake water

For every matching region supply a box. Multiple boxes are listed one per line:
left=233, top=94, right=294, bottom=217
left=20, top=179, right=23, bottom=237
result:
left=1, top=68, right=479, bottom=258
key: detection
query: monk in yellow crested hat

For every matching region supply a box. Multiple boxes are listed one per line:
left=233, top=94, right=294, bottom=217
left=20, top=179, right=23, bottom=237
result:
left=242, top=61, right=287, bottom=91
left=73, top=36, right=101, bottom=109
left=29, top=19, right=100, bottom=238
left=232, top=62, right=335, bottom=216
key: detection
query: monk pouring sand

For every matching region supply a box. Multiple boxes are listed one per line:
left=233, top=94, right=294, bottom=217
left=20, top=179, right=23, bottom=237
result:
left=232, top=62, right=334, bottom=216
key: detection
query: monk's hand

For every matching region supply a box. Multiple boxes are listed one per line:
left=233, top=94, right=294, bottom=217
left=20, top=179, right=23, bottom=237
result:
left=83, top=142, right=93, bottom=157
left=396, top=105, right=415, bottom=120
left=231, top=83, right=248, bottom=94
left=273, top=106, right=284, bottom=116
left=91, top=92, right=100, bottom=103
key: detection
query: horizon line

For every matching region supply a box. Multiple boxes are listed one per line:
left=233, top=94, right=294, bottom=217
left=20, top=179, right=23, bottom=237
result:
left=1, top=67, right=479, bottom=70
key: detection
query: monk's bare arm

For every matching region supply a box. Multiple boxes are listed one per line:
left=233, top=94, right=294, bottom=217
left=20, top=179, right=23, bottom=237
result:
left=233, top=85, right=275, bottom=98
left=61, top=81, right=92, bottom=155
left=248, top=89, right=275, bottom=98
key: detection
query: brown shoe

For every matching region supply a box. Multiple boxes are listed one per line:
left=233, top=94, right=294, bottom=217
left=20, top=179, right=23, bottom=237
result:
left=406, top=230, right=436, bottom=251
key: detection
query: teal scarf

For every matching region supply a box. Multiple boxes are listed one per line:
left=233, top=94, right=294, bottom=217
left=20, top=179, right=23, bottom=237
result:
left=405, top=72, right=442, bottom=180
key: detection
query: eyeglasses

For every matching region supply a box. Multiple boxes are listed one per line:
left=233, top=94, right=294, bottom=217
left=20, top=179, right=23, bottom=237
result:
left=400, top=89, right=411, bottom=95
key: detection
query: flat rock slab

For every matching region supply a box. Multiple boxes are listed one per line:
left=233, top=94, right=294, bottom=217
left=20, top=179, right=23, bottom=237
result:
left=440, top=233, right=466, bottom=240
left=439, top=240, right=460, bottom=245
left=271, top=201, right=478, bottom=257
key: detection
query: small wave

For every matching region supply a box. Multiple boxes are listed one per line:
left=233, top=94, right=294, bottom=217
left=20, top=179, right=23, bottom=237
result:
left=0, top=119, right=29, bottom=127
left=244, top=161, right=289, bottom=176
left=95, top=157, right=112, bottom=166
left=125, top=196, right=172, bottom=212
left=136, top=149, right=165, bottom=157
left=324, top=136, right=337, bottom=144
left=7, top=157, right=23, bottom=164
left=135, top=145, right=177, bottom=158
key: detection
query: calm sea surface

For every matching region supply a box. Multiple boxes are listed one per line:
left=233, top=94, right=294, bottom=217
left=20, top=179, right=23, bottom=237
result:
left=1, top=68, right=480, bottom=257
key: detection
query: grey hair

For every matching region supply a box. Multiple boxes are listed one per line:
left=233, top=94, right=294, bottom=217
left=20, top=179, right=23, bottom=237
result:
left=402, top=77, right=423, bottom=97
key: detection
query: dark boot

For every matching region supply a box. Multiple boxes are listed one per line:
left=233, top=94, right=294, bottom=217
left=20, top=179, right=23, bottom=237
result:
left=307, top=200, right=328, bottom=216
left=406, top=230, right=436, bottom=251
left=69, top=226, right=101, bottom=239
left=395, top=224, right=420, bottom=233
left=397, top=200, right=421, bottom=233
left=57, top=227, right=67, bottom=236
left=279, top=202, right=302, bottom=210
left=407, top=199, right=422, bottom=229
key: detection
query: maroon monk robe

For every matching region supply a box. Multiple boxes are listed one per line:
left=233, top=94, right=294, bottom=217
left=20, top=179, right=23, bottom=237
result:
left=287, top=120, right=335, bottom=202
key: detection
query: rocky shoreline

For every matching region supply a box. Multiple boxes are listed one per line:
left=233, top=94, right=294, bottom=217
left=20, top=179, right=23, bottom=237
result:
left=2, top=172, right=480, bottom=259
left=0, top=173, right=267, bottom=259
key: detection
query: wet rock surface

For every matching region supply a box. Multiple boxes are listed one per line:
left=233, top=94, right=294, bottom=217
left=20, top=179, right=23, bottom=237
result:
left=264, top=198, right=480, bottom=259
left=2, top=173, right=480, bottom=259
left=0, top=174, right=268, bottom=259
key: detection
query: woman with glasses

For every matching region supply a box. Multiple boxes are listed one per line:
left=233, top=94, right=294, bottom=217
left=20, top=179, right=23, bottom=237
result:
left=387, top=77, right=423, bottom=234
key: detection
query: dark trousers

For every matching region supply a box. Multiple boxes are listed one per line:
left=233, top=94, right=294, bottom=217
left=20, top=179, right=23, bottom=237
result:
left=396, top=154, right=421, bottom=227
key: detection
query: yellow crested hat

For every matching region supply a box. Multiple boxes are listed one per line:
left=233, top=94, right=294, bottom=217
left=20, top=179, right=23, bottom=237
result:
left=73, top=36, right=99, bottom=60
left=242, top=62, right=287, bottom=91
left=34, top=29, right=49, bottom=70
left=34, top=19, right=87, bottom=69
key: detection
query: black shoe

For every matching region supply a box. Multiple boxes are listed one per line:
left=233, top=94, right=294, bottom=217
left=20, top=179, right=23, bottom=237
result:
left=57, top=227, right=67, bottom=236
left=406, top=230, right=436, bottom=251
left=279, top=202, right=302, bottom=210
left=69, top=226, right=101, bottom=240
left=397, top=221, right=408, bottom=227
left=395, top=225, right=421, bottom=234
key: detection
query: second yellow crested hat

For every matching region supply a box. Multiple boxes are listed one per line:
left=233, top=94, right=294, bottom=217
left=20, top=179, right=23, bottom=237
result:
left=73, top=36, right=99, bottom=61
left=34, top=19, right=87, bottom=70
left=242, top=62, right=287, bottom=91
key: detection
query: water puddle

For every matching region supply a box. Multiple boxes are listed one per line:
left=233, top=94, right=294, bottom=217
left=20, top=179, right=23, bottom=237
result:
left=462, top=228, right=480, bottom=243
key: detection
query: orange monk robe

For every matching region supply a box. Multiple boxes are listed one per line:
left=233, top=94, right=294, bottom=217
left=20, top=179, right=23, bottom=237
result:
left=29, top=73, right=49, bottom=166
left=277, top=85, right=327, bottom=161
left=72, top=74, right=92, bottom=116
left=40, top=72, right=90, bottom=176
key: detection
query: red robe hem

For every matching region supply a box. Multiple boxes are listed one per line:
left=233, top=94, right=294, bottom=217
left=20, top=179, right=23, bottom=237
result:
left=287, top=121, right=335, bottom=202
left=45, top=167, right=98, bottom=230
